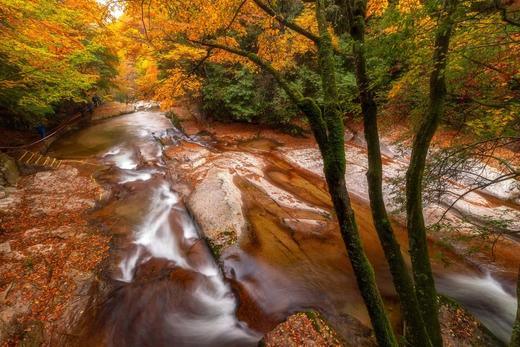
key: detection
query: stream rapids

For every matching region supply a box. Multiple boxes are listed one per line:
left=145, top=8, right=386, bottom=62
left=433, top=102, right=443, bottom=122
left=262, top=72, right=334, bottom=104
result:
left=48, top=111, right=518, bottom=346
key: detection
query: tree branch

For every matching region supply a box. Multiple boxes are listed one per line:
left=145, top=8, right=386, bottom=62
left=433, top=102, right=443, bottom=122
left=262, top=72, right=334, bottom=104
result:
left=497, top=2, right=520, bottom=27
left=251, top=0, right=320, bottom=44
left=251, top=0, right=350, bottom=59
left=191, top=40, right=298, bottom=99
left=436, top=172, right=518, bottom=224
left=189, top=39, right=330, bottom=148
left=186, top=0, right=248, bottom=76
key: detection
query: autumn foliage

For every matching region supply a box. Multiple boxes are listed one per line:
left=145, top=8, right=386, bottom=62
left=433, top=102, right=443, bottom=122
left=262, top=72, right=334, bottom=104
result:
left=0, top=0, right=118, bottom=126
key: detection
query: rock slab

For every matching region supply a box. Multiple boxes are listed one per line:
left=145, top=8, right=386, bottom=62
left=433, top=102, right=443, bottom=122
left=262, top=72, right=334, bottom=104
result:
left=187, top=168, right=246, bottom=255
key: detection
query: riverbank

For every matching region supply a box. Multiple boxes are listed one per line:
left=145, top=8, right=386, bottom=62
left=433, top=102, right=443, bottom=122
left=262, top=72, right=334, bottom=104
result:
left=90, top=102, right=136, bottom=122
left=0, top=163, right=109, bottom=345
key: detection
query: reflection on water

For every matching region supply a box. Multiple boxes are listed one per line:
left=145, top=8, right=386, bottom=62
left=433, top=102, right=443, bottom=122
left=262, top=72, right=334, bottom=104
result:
left=49, top=112, right=172, bottom=159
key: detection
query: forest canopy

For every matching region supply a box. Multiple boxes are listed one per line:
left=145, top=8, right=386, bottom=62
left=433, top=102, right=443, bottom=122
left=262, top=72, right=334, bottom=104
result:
left=107, top=0, right=520, bottom=139
left=0, top=0, right=118, bottom=127
left=1, top=0, right=518, bottom=138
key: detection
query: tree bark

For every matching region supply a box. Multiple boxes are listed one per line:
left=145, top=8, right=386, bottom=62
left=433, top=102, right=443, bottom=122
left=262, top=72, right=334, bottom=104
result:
left=325, top=168, right=398, bottom=347
left=314, top=2, right=398, bottom=346
left=330, top=0, right=432, bottom=344
left=405, top=1, right=457, bottom=346
left=347, top=9, right=433, bottom=347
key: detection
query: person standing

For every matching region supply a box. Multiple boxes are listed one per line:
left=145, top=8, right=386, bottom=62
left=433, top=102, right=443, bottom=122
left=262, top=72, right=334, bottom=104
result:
left=36, top=123, right=46, bottom=139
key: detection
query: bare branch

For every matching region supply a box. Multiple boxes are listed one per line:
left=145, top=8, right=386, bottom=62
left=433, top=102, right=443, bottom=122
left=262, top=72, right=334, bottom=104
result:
left=436, top=172, right=518, bottom=224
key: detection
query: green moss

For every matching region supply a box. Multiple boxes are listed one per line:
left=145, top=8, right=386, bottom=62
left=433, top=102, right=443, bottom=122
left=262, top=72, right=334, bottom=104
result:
left=205, top=230, right=237, bottom=259
left=20, top=320, right=44, bottom=347
left=438, top=294, right=459, bottom=309
left=304, top=310, right=322, bottom=333
left=23, top=257, right=34, bottom=272
left=205, top=237, right=223, bottom=259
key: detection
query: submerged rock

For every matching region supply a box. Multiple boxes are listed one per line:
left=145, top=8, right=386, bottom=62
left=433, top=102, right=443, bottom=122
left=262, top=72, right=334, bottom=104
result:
left=187, top=168, right=246, bottom=256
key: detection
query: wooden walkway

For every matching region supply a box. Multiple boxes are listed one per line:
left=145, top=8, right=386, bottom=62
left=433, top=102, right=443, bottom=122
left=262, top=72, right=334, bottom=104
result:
left=13, top=150, right=62, bottom=169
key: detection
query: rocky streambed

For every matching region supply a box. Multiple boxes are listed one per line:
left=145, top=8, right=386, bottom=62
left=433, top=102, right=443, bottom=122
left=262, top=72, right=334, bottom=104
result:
left=164, top=119, right=518, bottom=345
left=1, top=110, right=518, bottom=346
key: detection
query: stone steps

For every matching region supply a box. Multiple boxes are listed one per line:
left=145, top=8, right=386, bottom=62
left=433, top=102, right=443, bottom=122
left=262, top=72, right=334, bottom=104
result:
left=14, top=150, right=62, bottom=170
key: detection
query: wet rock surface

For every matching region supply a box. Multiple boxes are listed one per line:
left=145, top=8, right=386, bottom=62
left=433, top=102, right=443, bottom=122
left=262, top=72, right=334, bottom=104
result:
left=187, top=168, right=246, bottom=255
left=45, top=112, right=261, bottom=347
left=163, top=118, right=519, bottom=345
left=2, top=110, right=518, bottom=346
left=283, top=143, right=520, bottom=271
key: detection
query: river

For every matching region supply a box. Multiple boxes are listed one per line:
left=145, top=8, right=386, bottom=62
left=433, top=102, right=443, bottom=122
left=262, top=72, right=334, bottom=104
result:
left=48, top=111, right=518, bottom=346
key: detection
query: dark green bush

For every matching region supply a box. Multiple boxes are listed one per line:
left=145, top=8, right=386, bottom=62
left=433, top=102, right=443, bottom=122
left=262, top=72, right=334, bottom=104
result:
left=201, top=60, right=358, bottom=129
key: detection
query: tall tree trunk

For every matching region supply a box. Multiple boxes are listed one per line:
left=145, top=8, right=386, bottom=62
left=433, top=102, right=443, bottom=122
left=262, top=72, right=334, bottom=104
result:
left=314, top=2, right=398, bottom=346
left=198, top=4, right=398, bottom=344
left=345, top=4, right=433, bottom=345
left=326, top=168, right=399, bottom=347
left=405, top=1, right=457, bottom=346
left=511, top=267, right=520, bottom=347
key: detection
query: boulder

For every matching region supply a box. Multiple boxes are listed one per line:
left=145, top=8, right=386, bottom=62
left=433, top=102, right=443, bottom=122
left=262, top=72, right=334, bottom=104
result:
left=0, top=153, right=19, bottom=187
left=187, top=168, right=246, bottom=256
left=260, top=311, right=354, bottom=347
left=0, top=241, right=12, bottom=254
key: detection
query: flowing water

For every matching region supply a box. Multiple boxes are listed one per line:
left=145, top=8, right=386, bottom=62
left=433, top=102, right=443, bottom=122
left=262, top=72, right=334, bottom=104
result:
left=437, top=274, right=517, bottom=343
left=49, top=112, right=260, bottom=346
left=49, top=111, right=518, bottom=346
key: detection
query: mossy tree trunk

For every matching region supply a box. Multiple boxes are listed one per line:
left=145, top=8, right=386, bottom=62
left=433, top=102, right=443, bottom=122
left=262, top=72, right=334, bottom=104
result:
left=405, top=1, right=457, bottom=346
left=511, top=267, right=520, bottom=347
left=334, top=0, right=433, bottom=345
left=314, top=1, right=399, bottom=346
left=196, top=1, right=401, bottom=345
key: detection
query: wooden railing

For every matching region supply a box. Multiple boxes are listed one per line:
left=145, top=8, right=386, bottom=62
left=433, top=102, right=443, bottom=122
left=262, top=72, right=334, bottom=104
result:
left=0, top=112, right=85, bottom=153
